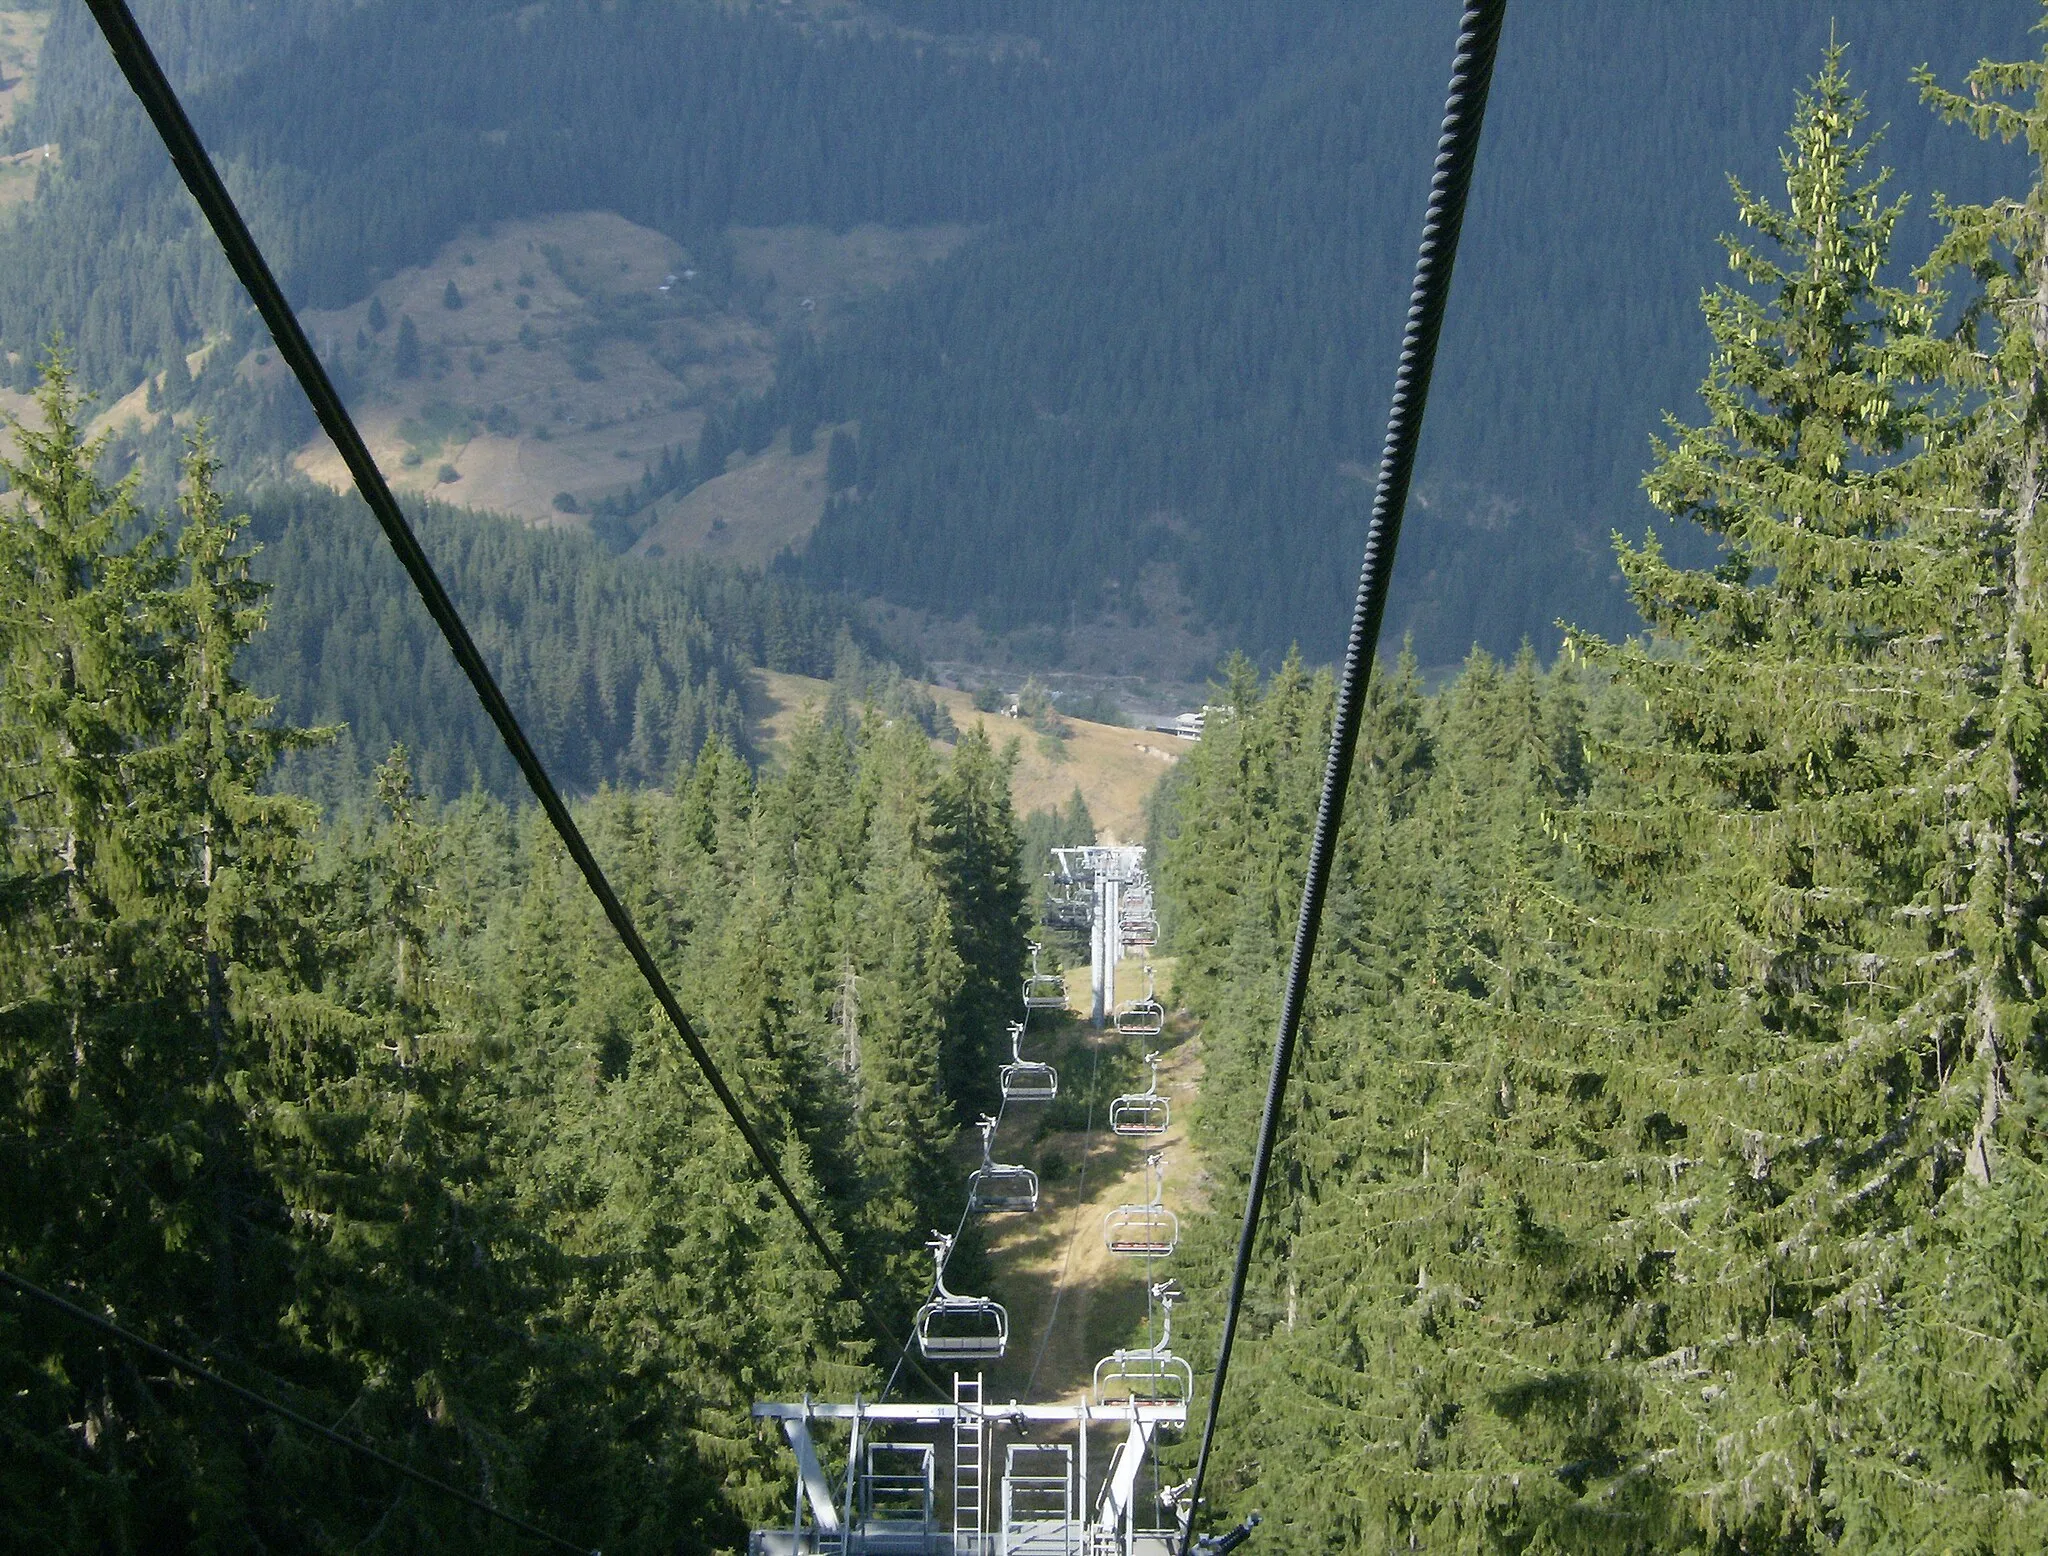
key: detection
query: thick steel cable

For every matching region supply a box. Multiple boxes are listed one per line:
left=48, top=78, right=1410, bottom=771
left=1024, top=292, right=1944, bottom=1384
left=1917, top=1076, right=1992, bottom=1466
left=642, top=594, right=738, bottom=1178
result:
left=0, top=1269, right=596, bottom=1555
left=80, top=0, right=944, bottom=1405
left=1179, top=3, right=1507, bottom=1546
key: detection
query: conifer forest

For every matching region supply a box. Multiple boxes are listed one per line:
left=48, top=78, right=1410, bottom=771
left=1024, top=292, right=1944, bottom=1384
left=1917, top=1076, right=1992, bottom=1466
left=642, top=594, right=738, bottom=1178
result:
left=8, top=2, right=2048, bottom=1554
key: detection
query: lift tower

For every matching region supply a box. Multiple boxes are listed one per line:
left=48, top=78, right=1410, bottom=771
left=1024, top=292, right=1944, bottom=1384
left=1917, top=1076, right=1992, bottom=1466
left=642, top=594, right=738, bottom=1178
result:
left=1050, top=845, right=1144, bottom=1028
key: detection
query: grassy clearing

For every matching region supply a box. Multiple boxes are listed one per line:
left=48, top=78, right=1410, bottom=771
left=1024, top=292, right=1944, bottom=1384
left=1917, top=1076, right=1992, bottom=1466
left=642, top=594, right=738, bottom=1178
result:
left=285, top=212, right=966, bottom=556
left=746, top=668, right=1181, bottom=845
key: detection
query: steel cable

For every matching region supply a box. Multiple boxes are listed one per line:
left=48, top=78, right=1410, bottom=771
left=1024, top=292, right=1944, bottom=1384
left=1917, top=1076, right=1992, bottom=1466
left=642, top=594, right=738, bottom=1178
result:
left=79, top=0, right=945, bottom=1406
left=0, top=1269, right=597, bottom=1555
left=1178, top=2, right=1507, bottom=1546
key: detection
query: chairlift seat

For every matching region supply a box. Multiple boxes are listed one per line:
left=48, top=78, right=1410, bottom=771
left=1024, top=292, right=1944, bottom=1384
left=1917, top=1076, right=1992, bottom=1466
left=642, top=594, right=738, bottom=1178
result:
left=969, top=1160, right=1041, bottom=1213
left=1092, top=1348, right=1194, bottom=1406
left=916, top=1232, right=1009, bottom=1361
left=969, top=1118, right=1041, bottom=1212
left=1022, top=942, right=1068, bottom=1010
left=1103, top=1202, right=1180, bottom=1258
left=1000, top=1058, right=1058, bottom=1103
left=1109, top=1091, right=1170, bottom=1136
left=1114, top=998, right=1165, bottom=1038
left=914, top=1295, right=1010, bottom=1360
left=1045, top=901, right=1091, bottom=933
left=1022, top=973, right=1068, bottom=1010
left=1000, top=1025, right=1058, bottom=1103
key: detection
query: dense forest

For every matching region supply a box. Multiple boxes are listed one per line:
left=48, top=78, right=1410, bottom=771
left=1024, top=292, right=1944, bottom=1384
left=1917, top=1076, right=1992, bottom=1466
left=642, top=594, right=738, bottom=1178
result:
left=0, top=0, right=1355, bottom=390
left=238, top=482, right=867, bottom=802
left=4, top=3, right=2035, bottom=667
left=0, top=362, right=1035, bottom=1548
left=1151, top=49, right=2048, bottom=1552
left=793, top=2, right=2037, bottom=665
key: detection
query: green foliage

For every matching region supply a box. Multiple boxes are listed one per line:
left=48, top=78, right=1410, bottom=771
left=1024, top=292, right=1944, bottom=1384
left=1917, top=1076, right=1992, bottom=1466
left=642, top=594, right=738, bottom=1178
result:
left=789, top=6, right=2033, bottom=666
left=1156, top=42, right=2048, bottom=1553
left=393, top=314, right=420, bottom=379
left=0, top=357, right=1035, bottom=1548
left=234, top=480, right=868, bottom=802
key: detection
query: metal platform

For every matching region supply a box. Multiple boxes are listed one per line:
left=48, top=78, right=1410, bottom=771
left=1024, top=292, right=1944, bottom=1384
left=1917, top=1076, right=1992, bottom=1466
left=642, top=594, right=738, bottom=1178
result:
left=751, top=1384, right=1187, bottom=1556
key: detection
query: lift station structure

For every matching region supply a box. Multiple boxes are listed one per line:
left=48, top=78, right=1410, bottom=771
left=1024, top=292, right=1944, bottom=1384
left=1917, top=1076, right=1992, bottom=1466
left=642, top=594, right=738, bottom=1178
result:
left=751, top=1377, right=1187, bottom=1556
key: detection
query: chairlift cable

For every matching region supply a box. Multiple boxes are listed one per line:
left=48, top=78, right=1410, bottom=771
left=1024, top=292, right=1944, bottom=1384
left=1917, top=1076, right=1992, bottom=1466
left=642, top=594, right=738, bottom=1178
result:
left=0, top=1269, right=598, bottom=1556
left=1179, top=1, right=1507, bottom=1546
left=1022, top=1025, right=1104, bottom=1395
left=79, top=0, right=947, bottom=1407
left=881, top=979, right=1055, bottom=1401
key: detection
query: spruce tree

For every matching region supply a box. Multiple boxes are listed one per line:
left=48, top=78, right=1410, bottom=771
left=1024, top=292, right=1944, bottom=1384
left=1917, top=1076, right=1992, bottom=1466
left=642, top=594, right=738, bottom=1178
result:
left=1561, top=49, right=2001, bottom=1548
left=395, top=314, right=422, bottom=378
left=932, top=722, right=1029, bottom=1113
left=847, top=718, right=962, bottom=1292
left=1818, top=29, right=2048, bottom=1548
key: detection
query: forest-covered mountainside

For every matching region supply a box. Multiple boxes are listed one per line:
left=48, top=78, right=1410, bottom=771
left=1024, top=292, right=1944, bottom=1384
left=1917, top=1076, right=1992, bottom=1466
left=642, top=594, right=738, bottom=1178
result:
left=794, top=2, right=2038, bottom=666
left=3, top=2, right=2036, bottom=672
left=240, top=480, right=865, bottom=802
left=0, top=367, right=1037, bottom=1548
left=1144, top=47, right=2048, bottom=1550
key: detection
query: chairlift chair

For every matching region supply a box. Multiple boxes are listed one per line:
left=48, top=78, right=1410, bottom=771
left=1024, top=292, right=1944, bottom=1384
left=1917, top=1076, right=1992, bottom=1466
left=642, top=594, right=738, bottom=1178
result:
left=999, top=1022, right=1058, bottom=1103
left=1022, top=940, right=1068, bottom=1010
left=1044, top=899, right=1092, bottom=933
left=1093, top=1282, right=1193, bottom=1406
left=913, top=1232, right=1009, bottom=1362
left=1113, top=968, right=1166, bottom=1039
left=1104, top=1154, right=1180, bottom=1258
left=1109, top=1050, right=1170, bottom=1136
left=967, top=1114, right=1040, bottom=1213
left=1119, top=913, right=1159, bottom=951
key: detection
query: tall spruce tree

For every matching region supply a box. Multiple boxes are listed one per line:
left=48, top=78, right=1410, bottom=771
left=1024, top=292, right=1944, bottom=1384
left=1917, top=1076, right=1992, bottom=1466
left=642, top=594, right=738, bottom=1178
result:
left=1561, top=47, right=2015, bottom=1550
left=1818, top=27, right=2048, bottom=1548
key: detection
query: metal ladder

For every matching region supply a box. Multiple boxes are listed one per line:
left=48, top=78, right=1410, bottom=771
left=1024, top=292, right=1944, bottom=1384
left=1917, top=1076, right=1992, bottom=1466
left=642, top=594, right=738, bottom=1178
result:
left=954, top=1373, right=984, bottom=1556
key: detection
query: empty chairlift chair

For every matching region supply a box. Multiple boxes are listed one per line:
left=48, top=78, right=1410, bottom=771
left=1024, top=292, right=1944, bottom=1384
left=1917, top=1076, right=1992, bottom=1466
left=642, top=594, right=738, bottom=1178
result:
left=914, top=1232, right=1009, bottom=1362
left=1103, top=1153, right=1179, bottom=1259
left=999, top=1022, right=1058, bottom=1103
left=967, top=1114, right=1039, bottom=1213
left=1043, top=877, right=1092, bottom=934
left=1109, top=1050, right=1170, bottom=1137
left=1022, top=941, right=1068, bottom=1010
left=1113, top=968, right=1166, bottom=1039
left=1093, top=1282, right=1194, bottom=1407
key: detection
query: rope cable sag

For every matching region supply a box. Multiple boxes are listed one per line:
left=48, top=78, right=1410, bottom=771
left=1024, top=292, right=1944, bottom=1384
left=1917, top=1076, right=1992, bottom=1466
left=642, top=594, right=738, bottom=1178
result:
left=80, top=0, right=944, bottom=1424
left=0, top=1268, right=599, bottom=1556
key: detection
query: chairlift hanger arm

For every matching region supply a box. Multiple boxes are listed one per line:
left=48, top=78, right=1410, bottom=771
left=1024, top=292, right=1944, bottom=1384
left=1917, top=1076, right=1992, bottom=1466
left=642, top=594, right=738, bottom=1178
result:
left=78, top=0, right=948, bottom=1405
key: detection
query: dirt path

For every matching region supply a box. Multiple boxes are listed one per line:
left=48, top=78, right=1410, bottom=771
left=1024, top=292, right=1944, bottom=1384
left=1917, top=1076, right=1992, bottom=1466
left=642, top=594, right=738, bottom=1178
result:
left=971, top=1004, right=1204, bottom=1408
